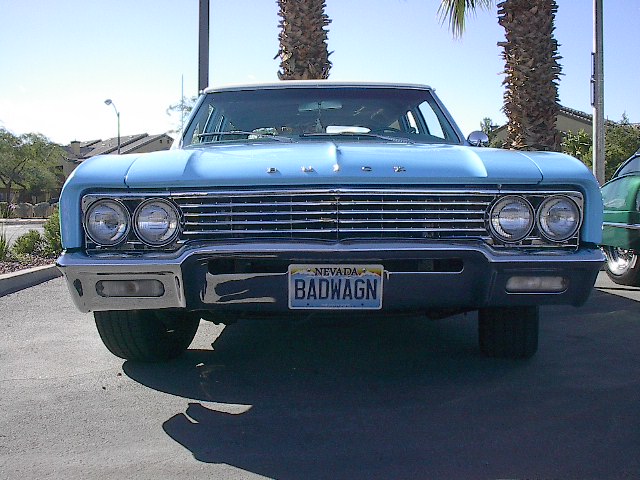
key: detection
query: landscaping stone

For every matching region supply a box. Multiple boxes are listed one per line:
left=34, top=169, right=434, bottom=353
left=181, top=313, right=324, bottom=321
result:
left=33, top=202, right=52, bottom=218
left=13, top=203, right=34, bottom=218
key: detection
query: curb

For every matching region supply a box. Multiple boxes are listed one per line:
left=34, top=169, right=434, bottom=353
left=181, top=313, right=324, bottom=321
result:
left=0, top=264, right=62, bottom=297
left=0, top=218, right=47, bottom=225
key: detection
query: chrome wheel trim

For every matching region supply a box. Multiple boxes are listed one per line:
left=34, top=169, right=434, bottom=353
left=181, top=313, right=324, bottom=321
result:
left=605, top=246, right=638, bottom=276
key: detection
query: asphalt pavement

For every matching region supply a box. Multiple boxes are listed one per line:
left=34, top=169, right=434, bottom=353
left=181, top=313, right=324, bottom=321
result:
left=0, top=274, right=638, bottom=479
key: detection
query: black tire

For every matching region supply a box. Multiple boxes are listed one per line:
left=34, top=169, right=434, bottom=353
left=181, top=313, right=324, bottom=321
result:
left=603, top=246, right=640, bottom=286
left=94, top=310, right=200, bottom=362
left=478, top=306, right=539, bottom=359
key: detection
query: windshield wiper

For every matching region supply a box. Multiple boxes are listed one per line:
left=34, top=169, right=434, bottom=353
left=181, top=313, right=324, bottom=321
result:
left=299, top=132, right=414, bottom=144
left=196, top=131, right=293, bottom=143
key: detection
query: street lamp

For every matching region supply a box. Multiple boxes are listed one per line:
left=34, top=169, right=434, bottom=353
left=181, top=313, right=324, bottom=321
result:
left=104, top=99, right=121, bottom=154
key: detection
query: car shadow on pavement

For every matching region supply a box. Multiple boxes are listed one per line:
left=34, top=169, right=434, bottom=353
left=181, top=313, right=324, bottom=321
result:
left=123, top=292, right=640, bottom=479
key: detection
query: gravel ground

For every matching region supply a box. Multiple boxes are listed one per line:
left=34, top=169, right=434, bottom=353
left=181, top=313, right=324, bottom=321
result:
left=0, top=255, right=56, bottom=275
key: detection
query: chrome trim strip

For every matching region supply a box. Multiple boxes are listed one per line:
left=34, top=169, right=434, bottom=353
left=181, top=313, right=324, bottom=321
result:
left=603, top=222, right=640, bottom=231
left=83, top=188, right=584, bottom=197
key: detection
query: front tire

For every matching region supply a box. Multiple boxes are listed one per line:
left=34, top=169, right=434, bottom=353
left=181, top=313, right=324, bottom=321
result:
left=94, top=310, right=200, bottom=362
left=478, top=306, right=539, bottom=359
left=603, top=246, right=640, bottom=286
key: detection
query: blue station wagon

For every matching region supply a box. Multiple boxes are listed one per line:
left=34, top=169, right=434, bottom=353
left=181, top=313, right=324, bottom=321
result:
left=57, top=82, right=604, bottom=361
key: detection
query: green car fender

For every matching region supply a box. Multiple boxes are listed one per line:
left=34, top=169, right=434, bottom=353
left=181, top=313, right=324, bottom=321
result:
left=601, top=175, right=640, bottom=250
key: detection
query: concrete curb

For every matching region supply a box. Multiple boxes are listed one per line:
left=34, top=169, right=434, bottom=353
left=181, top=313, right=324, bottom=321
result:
left=0, top=264, right=62, bottom=297
left=0, top=218, right=47, bottom=225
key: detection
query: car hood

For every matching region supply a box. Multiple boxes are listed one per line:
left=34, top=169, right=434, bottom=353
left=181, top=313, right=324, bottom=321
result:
left=117, top=141, right=547, bottom=188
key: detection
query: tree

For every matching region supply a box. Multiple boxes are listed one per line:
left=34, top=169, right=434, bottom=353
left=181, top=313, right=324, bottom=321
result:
left=480, top=117, right=499, bottom=141
left=275, top=0, right=332, bottom=80
left=560, top=116, right=640, bottom=181
left=603, top=114, right=640, bottom=180
left=498, top=0, right=562, bottom=151
left=561, top=129, right=592, bottom=168
left=0, top=129, right=62, bottom=203
left=438, top=0, right=493, bottom=37
left=440, top=0, right=562, bottom=152
left=166, top=95, right=199, bottom=135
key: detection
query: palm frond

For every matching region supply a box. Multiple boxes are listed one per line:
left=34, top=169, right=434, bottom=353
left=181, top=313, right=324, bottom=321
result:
left=438, top=0, right=494, bottom=37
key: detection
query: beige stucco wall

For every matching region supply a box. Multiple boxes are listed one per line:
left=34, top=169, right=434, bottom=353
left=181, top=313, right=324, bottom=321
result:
left=494, top=114, right=592, bottom=144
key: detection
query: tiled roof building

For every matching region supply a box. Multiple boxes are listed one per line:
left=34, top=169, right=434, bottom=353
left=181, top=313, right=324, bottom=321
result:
left=62, top=133, right=174, bottom=177
left=493, top=106, right=596, bottom=144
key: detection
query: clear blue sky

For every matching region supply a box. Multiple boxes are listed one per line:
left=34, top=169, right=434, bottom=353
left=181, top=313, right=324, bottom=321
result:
left=1, top=0, right=638, bottom=145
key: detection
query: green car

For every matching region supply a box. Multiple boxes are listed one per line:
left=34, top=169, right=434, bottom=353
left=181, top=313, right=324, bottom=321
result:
left=601, top=149, right=640, bottom=285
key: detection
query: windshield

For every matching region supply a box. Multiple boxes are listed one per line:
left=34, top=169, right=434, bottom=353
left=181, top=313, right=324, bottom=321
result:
left=181, top=86, right=462, bottom=147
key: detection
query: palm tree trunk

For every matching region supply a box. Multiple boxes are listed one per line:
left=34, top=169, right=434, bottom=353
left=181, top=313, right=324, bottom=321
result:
left=498, top=0, right=562, bottom=151
left=275, top=0, right=332, bottom=80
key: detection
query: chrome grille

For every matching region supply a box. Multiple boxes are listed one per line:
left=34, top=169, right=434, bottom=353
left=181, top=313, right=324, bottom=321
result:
left=172, top=189, right=495, bottom=241
left=82, top=188, right=583, bottom=253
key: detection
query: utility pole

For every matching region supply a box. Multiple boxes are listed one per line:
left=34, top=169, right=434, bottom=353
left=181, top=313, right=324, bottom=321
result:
left=198, top=0, right=210, bottom=93
left=592, top=0, right=605, bottom=184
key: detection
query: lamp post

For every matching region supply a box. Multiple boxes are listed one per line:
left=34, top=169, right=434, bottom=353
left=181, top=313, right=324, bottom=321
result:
left=104, top=99, right=121, bottom=154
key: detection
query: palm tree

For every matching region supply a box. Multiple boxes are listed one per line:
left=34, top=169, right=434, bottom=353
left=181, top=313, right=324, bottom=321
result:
left=275, top=0, right=332, bottom=80
left=438, top=0, right=493, bottom=37
left=440, top=0, right=562, bottom=151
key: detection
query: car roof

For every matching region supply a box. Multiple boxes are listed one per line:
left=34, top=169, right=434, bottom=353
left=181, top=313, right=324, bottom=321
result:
left=203, top=81, right=434, bottom=94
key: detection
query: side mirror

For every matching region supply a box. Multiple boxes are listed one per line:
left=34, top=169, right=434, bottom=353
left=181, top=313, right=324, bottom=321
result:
left=467, top=131, right=490, bottom=147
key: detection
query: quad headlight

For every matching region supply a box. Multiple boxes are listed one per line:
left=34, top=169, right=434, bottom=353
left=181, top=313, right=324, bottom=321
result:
left=489, top=196, right=534, bottom=243
left=84, top=199, right=130, bottom=246
left=133, top=199, right=180, bottom=246
left=537, top=195, right=580, bottom=242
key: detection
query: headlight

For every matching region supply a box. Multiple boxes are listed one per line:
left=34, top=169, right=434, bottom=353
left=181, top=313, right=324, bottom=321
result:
left=489, top=196, right=534, bottom=243
left=133, top=199, right=180, bottom=246
left=537, top=196, right=580, bottom=242
left=84, top=199, right=130, bottom=246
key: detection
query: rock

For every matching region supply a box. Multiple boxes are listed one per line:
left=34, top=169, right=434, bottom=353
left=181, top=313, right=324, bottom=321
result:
left=13, top=203, right=34, bottom=218
left=33, top=202, right=52, bottom=218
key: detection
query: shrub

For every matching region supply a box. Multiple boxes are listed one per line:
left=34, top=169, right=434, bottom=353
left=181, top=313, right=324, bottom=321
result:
left=12, top=230, right=45, bottom=257
left=0, top=203, right=12, bottom=219
left=0, top=228, right=8, bottom=261
left=43, top=210, right=62, bottom=256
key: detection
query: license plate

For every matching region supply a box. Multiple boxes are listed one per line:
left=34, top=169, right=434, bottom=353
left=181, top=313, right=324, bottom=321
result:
left=288, top=264, right=384, bottom=310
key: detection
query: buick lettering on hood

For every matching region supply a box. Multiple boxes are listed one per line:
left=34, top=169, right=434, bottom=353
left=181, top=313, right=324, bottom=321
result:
left=56, top=82, right=604, bottom=361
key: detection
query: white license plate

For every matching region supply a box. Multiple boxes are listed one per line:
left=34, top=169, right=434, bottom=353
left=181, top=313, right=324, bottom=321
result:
left=288, top=264, right=384, bottom=310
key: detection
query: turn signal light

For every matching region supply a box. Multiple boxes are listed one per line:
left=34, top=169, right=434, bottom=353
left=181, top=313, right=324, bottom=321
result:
left=96, top=280, right=165, bottom=298
left=505, top=276, right=568, bottom=293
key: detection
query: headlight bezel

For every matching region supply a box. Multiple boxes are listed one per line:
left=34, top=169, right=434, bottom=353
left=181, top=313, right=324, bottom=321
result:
left=133, top=198, right=181, bottom=247
left=83, top=199, right=131, bottom=247
left=536, top=195, right=581, bottom=243
left=488, top=192, right=584, bottom=247
left=489, top=195, right=535, bottom=243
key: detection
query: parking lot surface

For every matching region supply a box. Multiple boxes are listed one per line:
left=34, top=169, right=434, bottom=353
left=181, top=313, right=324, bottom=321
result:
left=0, top=274, right=638, bottom=479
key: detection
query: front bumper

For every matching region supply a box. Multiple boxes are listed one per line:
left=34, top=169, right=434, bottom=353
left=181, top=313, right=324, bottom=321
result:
left=57, top=242, right=605, bottom=314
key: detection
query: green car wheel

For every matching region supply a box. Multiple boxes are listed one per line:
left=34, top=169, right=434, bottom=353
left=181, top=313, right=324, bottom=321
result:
left=603, top=246, right=640, bottom=286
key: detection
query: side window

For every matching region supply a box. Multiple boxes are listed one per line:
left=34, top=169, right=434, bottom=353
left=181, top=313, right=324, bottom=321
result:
left=417, top=101, right=445, bottom=139
left=184, top=102, right=215, bottom=146
left=617, top=156, right=640, bottom=177
left=406, top=111, right=419, bottom=134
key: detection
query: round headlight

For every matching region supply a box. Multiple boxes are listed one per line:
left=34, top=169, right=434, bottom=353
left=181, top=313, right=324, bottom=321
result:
left=537, top=196, right=580, bottom=242
left=490, top=196, right=534, bottom=243
left=84, top=199, right=130, bottom=246
left=134, top=199, right=180, bottom=246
